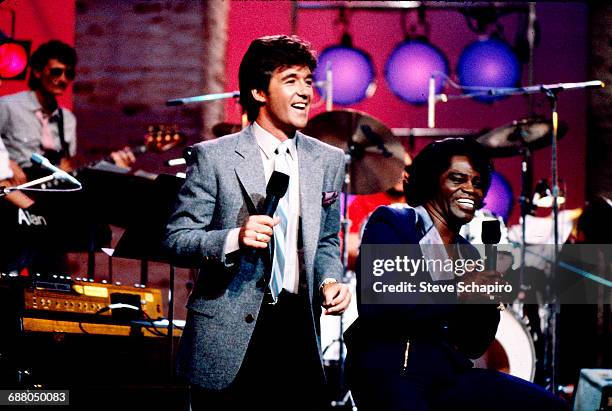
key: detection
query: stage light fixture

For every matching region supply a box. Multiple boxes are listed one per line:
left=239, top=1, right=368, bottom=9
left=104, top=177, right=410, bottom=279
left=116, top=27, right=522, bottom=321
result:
left=0, top=8, right=31, bottom=80
left=483, top=171, right=514, bottom=221
left=314, top=9, right=375, bottom=106
left=385, top=39, right=448, bottom=105
left=0, top=9, right=31, bottom=80
left=456, top=37, right=521, bottom=103
left=0, top=38, right=30, bottom=79
left=314, top=36, right=375, bottom=106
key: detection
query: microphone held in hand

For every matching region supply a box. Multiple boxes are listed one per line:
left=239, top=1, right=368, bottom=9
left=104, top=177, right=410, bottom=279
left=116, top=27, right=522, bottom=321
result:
left=260, top=171, right=289, bottom=217
left=241, top=171, right=290, bottom=269
left=30, top=153, right=82, bottom=187
left=481, top=219, right=501, bottom=271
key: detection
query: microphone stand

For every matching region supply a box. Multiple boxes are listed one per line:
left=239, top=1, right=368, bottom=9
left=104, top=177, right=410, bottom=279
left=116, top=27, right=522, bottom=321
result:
left=165, top=91, right=239, bottom=106
left=0, top=174, right=67, bottom=198
left=515, top=144, right=533, bottom=317
left=329, top=145, right=356, bottom=411
left=542, top=86, right=561, bottom=395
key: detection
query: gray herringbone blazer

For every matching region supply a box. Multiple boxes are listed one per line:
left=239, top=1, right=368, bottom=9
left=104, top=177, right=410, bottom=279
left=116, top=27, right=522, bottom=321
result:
left=164, top=126, right=345, bottom=390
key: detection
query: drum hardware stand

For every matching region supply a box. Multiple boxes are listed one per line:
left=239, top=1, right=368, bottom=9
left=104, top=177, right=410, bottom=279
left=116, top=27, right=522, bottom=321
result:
left=331, top=124, right=396, bottom=409
left=329, top=145, right=357, bottom=411
left=516, top=144, right=534, bottom=318
left=542, top=86, right=561, bottom=395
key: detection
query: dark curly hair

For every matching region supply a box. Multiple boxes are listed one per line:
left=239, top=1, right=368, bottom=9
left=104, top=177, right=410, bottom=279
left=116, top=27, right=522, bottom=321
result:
left=404, top=137, right=494, bottom=208
left=239, top=35, right=317, bottom=122
left=28, top=40, right=77, bottom=90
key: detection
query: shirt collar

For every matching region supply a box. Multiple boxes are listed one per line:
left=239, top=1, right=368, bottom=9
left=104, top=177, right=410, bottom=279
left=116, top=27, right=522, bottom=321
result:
left=414, top=205, right=434, bottom=235
left=25, top=90, right=42, bottom=112
left=414, top=204, right=470, bottom=245
left=252, top=121, right=297, bottom=160
left=26, top=90, right=61, bottom=118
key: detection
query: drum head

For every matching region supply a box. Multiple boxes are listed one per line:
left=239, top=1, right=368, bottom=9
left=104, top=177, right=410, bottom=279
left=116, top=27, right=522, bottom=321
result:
left=474, top=308, right=536, bottom=381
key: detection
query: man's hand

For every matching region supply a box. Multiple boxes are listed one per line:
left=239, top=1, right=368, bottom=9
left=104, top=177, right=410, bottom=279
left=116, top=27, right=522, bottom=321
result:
left=321, top=282, right=351, bottom=315
left=59, top=157, right=75, bottom=172
left=239, top=215, right=280, bottom=249
left=0, top=178, right=34, bottom=208
left=8, top=160, right=26, bottom=185
left=458, top=269, right=510, bottom=303
left=110, top=147, right=136, bottom=168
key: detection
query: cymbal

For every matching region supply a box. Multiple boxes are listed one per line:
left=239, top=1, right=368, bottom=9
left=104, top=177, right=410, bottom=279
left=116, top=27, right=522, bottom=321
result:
left=477, top=118, right=568, bottom=157
left=303, top=109, right=405, bottom=195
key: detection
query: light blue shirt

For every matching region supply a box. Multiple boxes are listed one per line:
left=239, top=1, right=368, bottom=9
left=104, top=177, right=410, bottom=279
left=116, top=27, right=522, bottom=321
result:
left=0, top=90, right=76, bottom=168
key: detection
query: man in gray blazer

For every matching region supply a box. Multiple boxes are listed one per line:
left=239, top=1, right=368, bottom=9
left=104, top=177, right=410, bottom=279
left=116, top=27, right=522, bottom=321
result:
left=164, top=35, right=351, bottom=410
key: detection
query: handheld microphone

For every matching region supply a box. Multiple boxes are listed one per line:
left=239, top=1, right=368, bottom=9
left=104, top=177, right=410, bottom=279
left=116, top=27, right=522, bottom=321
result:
left=241, top=171, right=290, bottom=269
left=481, top=220, right=501, bottom=271
left=31, top=153, right=81, bottom=187
left=260, top=171, right=290, bottom=216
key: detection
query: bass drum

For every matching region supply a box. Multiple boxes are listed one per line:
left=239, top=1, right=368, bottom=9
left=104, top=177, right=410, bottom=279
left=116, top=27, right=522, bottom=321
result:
left=473, top=308, right=536, bottom=381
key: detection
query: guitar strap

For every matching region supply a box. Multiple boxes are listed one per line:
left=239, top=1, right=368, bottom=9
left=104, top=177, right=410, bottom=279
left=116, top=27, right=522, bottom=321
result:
left=56, top=108, right=68, bottom=158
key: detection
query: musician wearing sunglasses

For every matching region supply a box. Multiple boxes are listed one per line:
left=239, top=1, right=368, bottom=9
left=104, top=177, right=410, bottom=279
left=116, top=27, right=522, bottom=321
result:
left=0, top=40, right=134, bottom=185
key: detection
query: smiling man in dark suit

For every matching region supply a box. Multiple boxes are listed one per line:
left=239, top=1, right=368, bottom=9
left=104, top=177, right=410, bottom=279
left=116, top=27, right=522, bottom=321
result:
left=164, top=35, right=351, bottom=411
left=344, top=138, right=569, bottom=411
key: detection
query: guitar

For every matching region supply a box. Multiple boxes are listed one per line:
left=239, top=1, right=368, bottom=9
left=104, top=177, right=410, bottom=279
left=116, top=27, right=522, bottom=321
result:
left=25, top=125, right=187, bottom=182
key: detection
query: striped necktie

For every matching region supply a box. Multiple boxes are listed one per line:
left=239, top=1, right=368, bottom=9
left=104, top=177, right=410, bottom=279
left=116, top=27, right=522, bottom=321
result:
left=269, top=141, right=291, bottom=303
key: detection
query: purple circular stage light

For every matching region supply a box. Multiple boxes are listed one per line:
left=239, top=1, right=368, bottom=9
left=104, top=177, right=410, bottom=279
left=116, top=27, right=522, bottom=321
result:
left=483, top=171, right=514, bottom=221
left=384, top=39, right=449, bottom=105
left=314, top=45, right=375, bottom=106
left=457, top=38, right=521, bottom=103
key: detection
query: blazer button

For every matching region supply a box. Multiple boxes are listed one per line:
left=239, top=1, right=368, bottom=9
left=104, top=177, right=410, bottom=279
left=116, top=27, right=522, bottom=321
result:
left=245, top=314, right=255, bottom=324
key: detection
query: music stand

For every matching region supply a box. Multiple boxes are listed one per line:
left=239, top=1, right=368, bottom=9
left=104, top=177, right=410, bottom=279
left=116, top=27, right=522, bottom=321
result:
left=112, top=173, right=185, bottom=375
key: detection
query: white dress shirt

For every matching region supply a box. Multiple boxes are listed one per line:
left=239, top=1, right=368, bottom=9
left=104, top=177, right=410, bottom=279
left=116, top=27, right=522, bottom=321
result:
left=223, top=122, right=301, bottom=294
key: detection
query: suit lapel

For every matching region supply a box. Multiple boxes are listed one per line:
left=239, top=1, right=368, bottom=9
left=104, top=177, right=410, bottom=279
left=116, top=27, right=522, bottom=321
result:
left=297, top=132, right=323, bottom=288
left=234, top=126, right=266, bottom=213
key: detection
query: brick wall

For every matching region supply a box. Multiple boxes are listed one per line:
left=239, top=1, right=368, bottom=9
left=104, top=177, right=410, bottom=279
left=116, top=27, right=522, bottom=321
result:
left=73, top=1, right=218, bottom=319
left=587, top=3, right=612, bottom=200
left=74, top=0, right=207, bottom=172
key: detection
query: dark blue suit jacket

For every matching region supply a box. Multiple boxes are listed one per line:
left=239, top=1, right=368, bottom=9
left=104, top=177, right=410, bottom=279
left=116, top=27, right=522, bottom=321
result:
left=345, top=205, right=500, bottom=384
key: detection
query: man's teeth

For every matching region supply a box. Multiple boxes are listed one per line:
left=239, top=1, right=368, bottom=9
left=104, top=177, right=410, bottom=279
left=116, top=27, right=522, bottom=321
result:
left=292, top=103, right=306, bottom=109
left=457, top=199, right=475, bottom=208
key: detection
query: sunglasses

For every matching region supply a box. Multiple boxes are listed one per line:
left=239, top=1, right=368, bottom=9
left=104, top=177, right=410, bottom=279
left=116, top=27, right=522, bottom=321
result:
left=49, top=67, right=76, bottom=80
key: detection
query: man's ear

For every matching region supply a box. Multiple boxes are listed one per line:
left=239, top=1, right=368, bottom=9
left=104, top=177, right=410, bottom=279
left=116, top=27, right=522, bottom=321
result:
left=32, top=69, right=42, bottom=80
left=251, top=88, right=266, bottom=104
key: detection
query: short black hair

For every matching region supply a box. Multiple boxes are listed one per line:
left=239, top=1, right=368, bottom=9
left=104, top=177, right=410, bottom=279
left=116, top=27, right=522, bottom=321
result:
left=404, top=137, right=494, bottom=207
left=28, top=40, right=77, bottom=90
left=239, top=35, right=317, bottom=122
